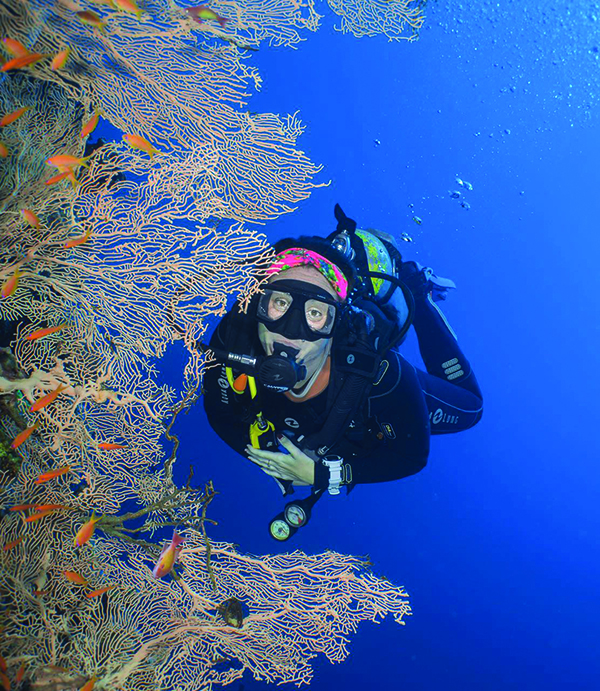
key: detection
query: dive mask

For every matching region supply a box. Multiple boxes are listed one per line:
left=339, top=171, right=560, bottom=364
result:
left=255, top=279, right=342, bottom=342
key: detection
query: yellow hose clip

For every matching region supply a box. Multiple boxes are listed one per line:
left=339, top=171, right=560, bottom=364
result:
left=249, top=413, right=275, bottom=449
left=225, top=368, right=270, bottom=448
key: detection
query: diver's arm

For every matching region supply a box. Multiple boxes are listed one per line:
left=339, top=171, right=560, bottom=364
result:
left=314, top=350, right=430, bottom=489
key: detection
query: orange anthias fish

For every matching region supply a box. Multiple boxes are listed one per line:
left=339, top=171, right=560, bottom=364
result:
left=0, top=670, right=9, bottom=691
left=26, top=323, right=68, bottom=340
left=86, top=584, right=116, bottom=598
left=46, top=153, right=90, bottom=169
left=186, top=6, right=229, bottom=28
left=64, top=571, right=88, bottom=585
left=123, top=133, right=161, bottom=158
left=3, top=535, right=25, bottom=551
left=1, top=52, right=47, bottom=71
left=1, top=270, right=20, bottom=299
left=1, top=38, right=29, bottom=58
left=9, top=504, right=38, bottom=511
left=51, top=47, right=71, bottom=71
left=65, top=231, right=91, bottom=248
left=153, top=531, right=185, bottom=578
left=15, top=662, right=25, bottom=685
left=0, top=654, right=5, bottom=671
left=10, top=422, right=39, bottom=449
left=80, top=109, right=101, bottom=138
left=34, top=464, right=71, bottom=484
left=113, top=0, right=143, bottom=18
left=24, top=508, right=56, bottom=522
left=80, top=675, right=96, bottom=691
left=0, top=106, right=30, bottom=127
left=74, top=512, right=102, bottom=547
left=76, top=11, right=108, bottom=31
left=45, top=170, right=74, bottom=186
left=98, top=442, right=126, bottom=450
left=0, top=142, right=8, bottom=157
left=30, top=384, right=67, bottom=413
left=21, top=208, right=40, bottom=228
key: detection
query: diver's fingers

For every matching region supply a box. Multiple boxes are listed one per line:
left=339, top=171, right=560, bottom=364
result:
left=245, top=445, right=294, bottom=463
left=261, top=467, right=296, bottom=481
left=246, top=455, right=294, bottom=478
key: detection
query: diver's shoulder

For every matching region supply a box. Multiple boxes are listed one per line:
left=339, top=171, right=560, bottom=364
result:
left=368, top=348, right=403, bottom=397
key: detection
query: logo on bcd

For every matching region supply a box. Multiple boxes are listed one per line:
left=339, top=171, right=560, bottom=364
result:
left=430, top=408, right=459, bottom=425
left=284, top=418, right=300, bottom=428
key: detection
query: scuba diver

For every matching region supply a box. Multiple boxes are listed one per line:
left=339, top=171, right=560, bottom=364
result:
left=201, top=205, right=483, bottom=540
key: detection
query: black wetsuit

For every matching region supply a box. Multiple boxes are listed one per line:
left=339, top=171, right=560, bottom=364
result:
left=203, top=295, right=483, bottom=491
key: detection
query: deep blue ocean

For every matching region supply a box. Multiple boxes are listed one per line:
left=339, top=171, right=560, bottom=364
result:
left=160, top=2, right=600, bottom=689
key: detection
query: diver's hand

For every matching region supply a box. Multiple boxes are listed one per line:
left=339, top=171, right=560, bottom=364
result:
left=245, top=435, right=315, bottom=486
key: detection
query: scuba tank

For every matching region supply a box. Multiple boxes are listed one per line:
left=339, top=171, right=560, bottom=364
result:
left=329, top=202, right=414, bottom=349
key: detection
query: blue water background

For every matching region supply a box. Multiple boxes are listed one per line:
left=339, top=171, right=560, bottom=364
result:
left=160, top=2, right=600, bottom=689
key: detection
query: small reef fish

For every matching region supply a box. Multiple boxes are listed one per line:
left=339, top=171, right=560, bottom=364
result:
left=51, top=47, right=71, bottom=71
left=0, top=106, right=30, bottom=127
left=21, top=208, right=40, bottom=228
left=64, top=571, right=88, bottom=585
left=3, top=535, right=25, bottom=551
left=34, top=464, right=71, bottom=484
left=186, top=6, right=229, bottom=28
left=0, top=670, right=9, bottom=691
left=1, top=38, right=29, bottom=58
left=74, top=512, right=101, bottom=547
left=98, top=442, right=126, bottom=450
left=76, top=11, right=108, bottom=31
left=9, top=504, right=38, bottom=511
left=26, top=324, right=68, bottom=340
left=217, top=596, right=244, bottom=628
left=113, top=0, right=143, bottom=18
left=1, top=270, right=20, bottom=299
left=80, top=109, right=101, bottom=138
left=30, top=384, right=67, bottom=413
left=24, top=508, right=56, bottom=522
left=15, top=663, right=25, bottom=685
left=1, top=52, right=47, bottom=71
left=123, top=133, right=161, bottom=158
left=152, top=531, right=185, bottom=578
left=45, top=170, right=75, bottom=186
left=412, top=216, right=422, bottom=225
left=0, top=142, right=8, bottom=157
left=80, top=675, right=97, bottom=691
left=11, top=422, right=39, bottom=449
left=46, top=153, right=90, bottom=169
left=65, top=231, right=91, bottom=248
left=34, top=504, right=74, bottom=511
left=0, top=655, right=5, bottom=671
left=86, top=585, right=116, bottom=598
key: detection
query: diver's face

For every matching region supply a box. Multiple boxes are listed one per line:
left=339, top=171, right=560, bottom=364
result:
left=257, top=265, right=341, bottom=370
